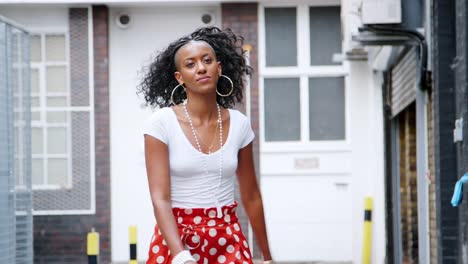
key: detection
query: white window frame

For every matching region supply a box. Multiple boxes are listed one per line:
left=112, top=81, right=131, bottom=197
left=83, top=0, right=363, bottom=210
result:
left=30, top=31, right=73, bottom=190
left=32, top=6, right=96, bottom=215
left=259, top=1, right=351, bottom=153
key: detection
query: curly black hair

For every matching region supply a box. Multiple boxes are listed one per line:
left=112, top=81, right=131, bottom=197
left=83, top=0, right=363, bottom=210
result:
left=137, top=27, right=253, bottom=108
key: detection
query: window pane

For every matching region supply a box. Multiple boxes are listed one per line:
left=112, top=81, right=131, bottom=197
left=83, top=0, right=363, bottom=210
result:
left=31, top=69, right=39, bottom=93
left=264, top=78, right=300, bottom=141
left=32, top=111, right=41, bottom=121
left=32, top=159, right=44, bottom=185
left=46, top=66, right=67, bottom=93
left=47, top=127, right=67, bottom=154
left=47, top=111, right=67, bottom=123
left=48, top=158, right=67, bottom=186
left=32, top=128, right=43, bottom=154
left=265, top=8, right=297, bottom=66
left=309, top=77, right=345, bottom=140
left=45, top=35, right=66, bottom=61
left=30, top=35, right=41, bottom=62
left=47, top=97, right=67, bottom=107
left=310, top=6, right=342, bottom=65
left=31, top=96, right=40, bottom=107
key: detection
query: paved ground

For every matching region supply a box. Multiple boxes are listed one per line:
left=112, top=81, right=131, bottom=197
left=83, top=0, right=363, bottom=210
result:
left=115, top=261, right=353, bottom=264
left=254, top=262, right=352, bottom=264
left=114, top=261, right=352, bottom=264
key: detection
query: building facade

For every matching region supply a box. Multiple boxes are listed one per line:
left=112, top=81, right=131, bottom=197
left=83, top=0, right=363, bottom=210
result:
left=433, top=0, right=468, bottom=263
left=354, top=0, right=468, bottom=263
left=1, top=0, right=393, bottom=263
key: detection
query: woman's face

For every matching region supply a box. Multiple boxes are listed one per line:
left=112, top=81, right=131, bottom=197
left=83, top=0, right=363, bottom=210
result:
left=174, top=40, right=221, bottom=96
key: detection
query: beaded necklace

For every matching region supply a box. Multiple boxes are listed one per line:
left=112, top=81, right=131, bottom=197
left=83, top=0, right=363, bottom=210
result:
left=182, top=100, right=224, bottom=218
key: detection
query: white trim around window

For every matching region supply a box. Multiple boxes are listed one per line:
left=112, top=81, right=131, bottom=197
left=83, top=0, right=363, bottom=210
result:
left=259, top=1, right=350, bottom=153
left=31, top=6, right=96, bottom=215
left=30, top=31, right=72, bottom=190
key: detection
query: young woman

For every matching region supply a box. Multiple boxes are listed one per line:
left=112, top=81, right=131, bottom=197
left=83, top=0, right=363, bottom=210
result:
left=139, top=27, right=273, bottom=264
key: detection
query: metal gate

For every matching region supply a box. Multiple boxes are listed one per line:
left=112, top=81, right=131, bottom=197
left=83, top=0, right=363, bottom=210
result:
left=0, top=15, right=33, bottom=264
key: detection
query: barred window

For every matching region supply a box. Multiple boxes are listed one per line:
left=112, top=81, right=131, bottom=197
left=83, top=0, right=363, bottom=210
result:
left=261, top=4, right=346, bottom=145
left=30, top=33, right=71, bottom=189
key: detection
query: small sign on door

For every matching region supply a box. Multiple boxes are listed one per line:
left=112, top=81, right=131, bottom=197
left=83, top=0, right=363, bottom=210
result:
left=294, top=157, right=320, bottom=169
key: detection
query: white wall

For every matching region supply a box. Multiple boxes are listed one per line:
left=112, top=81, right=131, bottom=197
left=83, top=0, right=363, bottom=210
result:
left=261, top=61, right=386, bottom=263
left=259, top=0, right=387, bottom=262
left=0, top=6, right=68, bottom=32
left=347, top=61, right=386, bottom=264
left=2, top=3, right=387, bottom=263
left=343, top=1, right=387, bottom=262
left=108, top=5, right=221, bottom=262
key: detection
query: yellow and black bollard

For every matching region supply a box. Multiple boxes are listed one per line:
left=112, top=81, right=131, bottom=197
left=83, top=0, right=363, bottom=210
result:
left=87, top=228, right=99, bottom=264
left=362, top=197, right=373, bottom=264
left=129, top=225, right=137, bottom=264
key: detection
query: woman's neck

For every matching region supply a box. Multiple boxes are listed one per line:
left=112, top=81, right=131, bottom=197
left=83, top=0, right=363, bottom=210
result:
left=184, top=94, right=219, bottom=125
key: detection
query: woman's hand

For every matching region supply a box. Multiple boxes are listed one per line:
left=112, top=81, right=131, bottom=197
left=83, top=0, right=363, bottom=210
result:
left=236, top=143, right=273, bottom=262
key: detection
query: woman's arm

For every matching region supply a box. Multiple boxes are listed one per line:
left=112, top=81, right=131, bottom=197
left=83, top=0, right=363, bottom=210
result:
left=236, top=142, right=272, bottom=261
left=144, top=135, right=195, bottom=263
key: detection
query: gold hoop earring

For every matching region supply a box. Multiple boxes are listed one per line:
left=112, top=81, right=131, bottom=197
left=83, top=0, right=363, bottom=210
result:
left=217, top=75, right=234, bottom=97
left=170, top=84, right=186, bottom=105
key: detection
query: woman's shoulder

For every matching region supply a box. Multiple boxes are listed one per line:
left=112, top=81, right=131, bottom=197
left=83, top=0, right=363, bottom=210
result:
left=149, top=106, right=173, bottom=117
left=142, top=107, right=174, bottom=142
left=229, top=109, right=254, bottom=127
left=228, top=108, right=249, bottom=124
left=227, top=108, right=255, bottom=147
left=144, top=106, right=174, bottom=125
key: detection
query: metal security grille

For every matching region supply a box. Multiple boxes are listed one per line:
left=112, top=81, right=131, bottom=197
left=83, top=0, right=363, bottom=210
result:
left=0, top=16, right=33, bottom=264
left=32, top=8, right=94, bottom=214
left=391, top=47, right=418, bottom=117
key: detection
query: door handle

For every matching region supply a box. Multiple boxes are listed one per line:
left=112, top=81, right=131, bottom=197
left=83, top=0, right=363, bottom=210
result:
left=334, top=182, right=349, bottom=187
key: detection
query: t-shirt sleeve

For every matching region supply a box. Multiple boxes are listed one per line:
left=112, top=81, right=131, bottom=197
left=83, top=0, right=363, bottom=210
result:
left=240, top=114, right=255, bottom=149
left=142, top=109, right=169, bottom=145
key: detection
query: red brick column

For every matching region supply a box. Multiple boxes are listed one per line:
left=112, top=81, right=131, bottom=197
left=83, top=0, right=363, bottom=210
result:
left=92, top=5, right=111, bottom=263
left=221, top=3, right=261, bottom=260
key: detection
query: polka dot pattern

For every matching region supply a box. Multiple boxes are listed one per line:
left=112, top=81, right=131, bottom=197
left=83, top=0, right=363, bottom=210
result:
left=208, top=210, right=217, bottom=218
left=226, top=245, right=235, bottom=253
left=146, top=202, right=253, bottom=264
left=218, top=237, right=227, bottom=246
left=209, top=228, right=217, bottom=237
left=218, top=255, right=227, bottom=263
left=156, top=256, right=164, bottom=263
left=209, top=248, right=217, bottom=255
left=152, top=245, right=159, bottom=254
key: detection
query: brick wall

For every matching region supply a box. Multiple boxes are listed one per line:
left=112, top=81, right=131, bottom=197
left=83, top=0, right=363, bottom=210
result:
left=92, top=5, right=111, bottom=263
left=399, top=104, right=418, bottom=264
left=427, top=88, right=438, bottom=264
left=432, top=1, right=459, bottom=263
left=221, top=3, right=261, bottom=260
left=33, top=7, right=111, bottom=263
left=454, top=0, right=468, bottom=262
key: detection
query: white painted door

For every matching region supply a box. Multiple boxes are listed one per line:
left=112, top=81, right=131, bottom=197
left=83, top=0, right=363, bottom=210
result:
left=259, top=2, right=353, bottom=261
left=108, top=5, right=221, bottom=262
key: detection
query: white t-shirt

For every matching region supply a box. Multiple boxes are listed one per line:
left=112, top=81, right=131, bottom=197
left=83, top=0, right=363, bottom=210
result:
left=142, top=107, right=255, bottom=209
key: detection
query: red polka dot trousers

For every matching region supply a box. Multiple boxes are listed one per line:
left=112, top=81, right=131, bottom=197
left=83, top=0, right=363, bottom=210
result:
left=147, top=202, right=253, bottom=264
